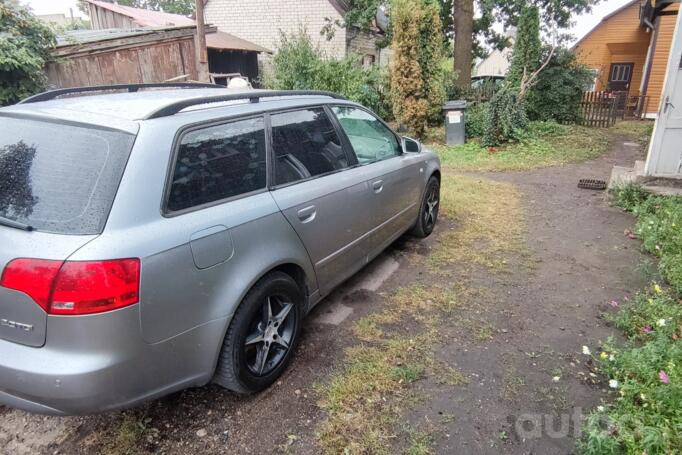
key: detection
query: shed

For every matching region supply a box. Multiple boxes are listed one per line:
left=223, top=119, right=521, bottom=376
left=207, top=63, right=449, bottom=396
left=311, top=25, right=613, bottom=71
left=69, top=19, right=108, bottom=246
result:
left=46, top=26, right=207, bottom=88
left=85, top=0, right=270, bottom=84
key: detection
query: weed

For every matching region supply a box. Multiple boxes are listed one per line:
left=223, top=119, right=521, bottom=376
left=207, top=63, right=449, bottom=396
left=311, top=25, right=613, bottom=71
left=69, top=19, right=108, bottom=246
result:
left=404, top=430, right=432, bottom=455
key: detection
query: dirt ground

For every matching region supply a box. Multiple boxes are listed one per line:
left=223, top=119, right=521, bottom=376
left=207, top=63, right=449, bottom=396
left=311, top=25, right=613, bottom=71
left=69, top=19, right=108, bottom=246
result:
left=0, top=134, right=649, bottom=455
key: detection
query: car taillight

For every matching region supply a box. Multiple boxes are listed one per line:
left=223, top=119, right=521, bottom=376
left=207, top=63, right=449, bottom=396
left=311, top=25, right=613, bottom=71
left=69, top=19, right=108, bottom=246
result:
left=0, top=258, right=140, bottom=315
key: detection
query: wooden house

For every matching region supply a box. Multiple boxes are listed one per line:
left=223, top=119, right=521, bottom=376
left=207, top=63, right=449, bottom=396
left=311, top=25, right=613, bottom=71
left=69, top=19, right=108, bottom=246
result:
left=574, top=0, right=679, bottom=118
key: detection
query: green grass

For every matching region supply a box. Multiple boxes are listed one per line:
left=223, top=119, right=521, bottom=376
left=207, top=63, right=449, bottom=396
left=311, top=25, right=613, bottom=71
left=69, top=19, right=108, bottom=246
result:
left=580, top=290, right=682, bottom=454
left=610, top=120, right=655, bottom=143
left=427, top=121, right=610, bottom=172
left=579, top=186, right=682, bottom=454
left=614, top=185, right=682, bottom=294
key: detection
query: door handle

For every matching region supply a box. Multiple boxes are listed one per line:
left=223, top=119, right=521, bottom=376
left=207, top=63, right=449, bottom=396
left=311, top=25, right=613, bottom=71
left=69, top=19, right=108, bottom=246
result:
left=664, top=96, right=675, bottom=114
left=297, top=205, right=316, bottom=223
left=372, top=180, right=384, bottom=193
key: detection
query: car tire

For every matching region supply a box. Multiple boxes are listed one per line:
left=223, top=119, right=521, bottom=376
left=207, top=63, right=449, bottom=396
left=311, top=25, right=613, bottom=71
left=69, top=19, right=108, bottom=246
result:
left=410, top=175, right=440, bottom=238
left=214, top=271, right=303, bottom=394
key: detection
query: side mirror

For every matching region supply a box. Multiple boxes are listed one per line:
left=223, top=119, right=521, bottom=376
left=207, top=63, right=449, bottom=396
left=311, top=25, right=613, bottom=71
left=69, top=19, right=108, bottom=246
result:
left=402, top=136, right=421, bottom=154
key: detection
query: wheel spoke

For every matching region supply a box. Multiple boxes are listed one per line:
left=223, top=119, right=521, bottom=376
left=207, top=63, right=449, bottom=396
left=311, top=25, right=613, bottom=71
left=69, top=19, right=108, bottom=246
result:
left=255, top=342, right=271, bottom=375
left=245, top=332, right=264, bottom=346
left=274, top=336, right=290, bottom=350
left=273, top=302, right=293, bottom=324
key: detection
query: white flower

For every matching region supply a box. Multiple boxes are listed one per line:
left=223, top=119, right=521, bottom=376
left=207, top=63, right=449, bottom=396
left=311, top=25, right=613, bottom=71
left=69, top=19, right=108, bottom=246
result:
left=552, top=376, right=560, bottom=383
left=609, top=379, right=619, bottom=389
left=597, top=406, right=605, bottom=412
left=657, top=318, right=667, bottom=327
left=609, top=354, right=615, bottom=361
left=582, top=346, right=591, bottom=355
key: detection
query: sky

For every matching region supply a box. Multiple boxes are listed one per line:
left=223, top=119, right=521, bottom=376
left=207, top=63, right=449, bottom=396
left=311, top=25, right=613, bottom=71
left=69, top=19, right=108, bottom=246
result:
left=22, top=0, right=633, bottom=44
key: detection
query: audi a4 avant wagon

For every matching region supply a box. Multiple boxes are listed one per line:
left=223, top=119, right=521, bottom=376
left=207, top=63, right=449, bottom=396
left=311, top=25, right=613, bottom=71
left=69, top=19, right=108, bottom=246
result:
left=0, top=84, right=440, bottom=415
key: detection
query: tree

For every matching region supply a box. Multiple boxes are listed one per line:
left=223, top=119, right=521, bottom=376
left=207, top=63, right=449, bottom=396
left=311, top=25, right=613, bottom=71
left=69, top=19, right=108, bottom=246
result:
left=0, top=0, right=56, bottom=106
left=452, top=0, right=474, bottom=91
left=449, top=0, right=600, bottom=92
left=506, top=5, right=541, bottom=86
left=390, top=0, right=444, bottom=137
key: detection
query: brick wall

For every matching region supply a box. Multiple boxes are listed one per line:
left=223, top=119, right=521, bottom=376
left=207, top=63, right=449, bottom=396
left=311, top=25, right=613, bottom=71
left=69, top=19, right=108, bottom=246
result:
left=205, top=0, right=347, bottom=58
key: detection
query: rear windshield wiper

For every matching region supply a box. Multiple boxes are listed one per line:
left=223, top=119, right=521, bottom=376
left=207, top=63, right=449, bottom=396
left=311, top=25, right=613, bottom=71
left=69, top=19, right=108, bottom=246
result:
left=0, top=216, right=33, bottom=231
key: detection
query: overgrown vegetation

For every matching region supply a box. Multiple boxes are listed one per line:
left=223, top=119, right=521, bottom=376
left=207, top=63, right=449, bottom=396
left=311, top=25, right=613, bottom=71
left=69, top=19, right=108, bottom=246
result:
left=430, top=121, right=609, bottom=172
left=525, top=48, right=594, bottom=123
left=482, top=87, right=528, bottom=146
left=614, top=188, right=682, bottom=294
left=390, top=0, right=445, bottom=138
left=262, top=30, right=392, bottom=119
left=0, top=0, right=55, bottom=106
left=579, top=188, right=682, bottom=454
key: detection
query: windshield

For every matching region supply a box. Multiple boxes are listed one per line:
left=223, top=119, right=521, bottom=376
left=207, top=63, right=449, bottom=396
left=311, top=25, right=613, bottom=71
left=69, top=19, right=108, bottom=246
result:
left=0, top=117, right=135, bottom=234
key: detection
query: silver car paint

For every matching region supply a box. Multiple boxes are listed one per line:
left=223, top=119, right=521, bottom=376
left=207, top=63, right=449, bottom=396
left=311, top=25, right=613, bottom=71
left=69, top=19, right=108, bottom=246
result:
left=0, top=90, right=440, bottom=415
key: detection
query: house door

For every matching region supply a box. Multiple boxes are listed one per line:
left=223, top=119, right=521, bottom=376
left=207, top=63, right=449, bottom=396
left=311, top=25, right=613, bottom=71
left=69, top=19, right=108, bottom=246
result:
left=644, top=11, right=682, bottom=176
left=608, top=63, right=634, bottom=92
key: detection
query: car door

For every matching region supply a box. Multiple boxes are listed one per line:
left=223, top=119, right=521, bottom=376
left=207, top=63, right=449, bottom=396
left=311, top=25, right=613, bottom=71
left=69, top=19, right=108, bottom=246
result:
left=330, top=106, right=423, bottom=257
left=268, top=107, right=374, bottom=296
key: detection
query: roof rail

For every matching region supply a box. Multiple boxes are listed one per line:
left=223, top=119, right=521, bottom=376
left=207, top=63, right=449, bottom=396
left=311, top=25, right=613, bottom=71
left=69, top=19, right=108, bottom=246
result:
left=19, top=82, right=223, bottom=104
left=144, top=90, right=348, bottom=119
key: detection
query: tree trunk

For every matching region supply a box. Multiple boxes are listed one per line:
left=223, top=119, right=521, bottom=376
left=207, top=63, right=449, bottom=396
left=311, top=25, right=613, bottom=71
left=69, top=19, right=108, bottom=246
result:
left=453, top=0, right=474, bottom=92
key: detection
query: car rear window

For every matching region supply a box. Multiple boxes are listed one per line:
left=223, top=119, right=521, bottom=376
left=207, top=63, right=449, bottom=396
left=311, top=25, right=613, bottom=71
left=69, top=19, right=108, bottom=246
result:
left=0, top=117, right=135, bottom=234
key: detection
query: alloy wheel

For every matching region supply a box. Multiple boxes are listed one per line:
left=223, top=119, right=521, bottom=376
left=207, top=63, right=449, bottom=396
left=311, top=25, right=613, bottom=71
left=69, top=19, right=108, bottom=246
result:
left=243, top=295, right=296, bottom=376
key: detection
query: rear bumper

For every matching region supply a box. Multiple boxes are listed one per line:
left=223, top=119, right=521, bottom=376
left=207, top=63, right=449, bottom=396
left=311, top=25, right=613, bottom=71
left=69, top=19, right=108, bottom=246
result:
left=0, top=306, right=227, bottom=415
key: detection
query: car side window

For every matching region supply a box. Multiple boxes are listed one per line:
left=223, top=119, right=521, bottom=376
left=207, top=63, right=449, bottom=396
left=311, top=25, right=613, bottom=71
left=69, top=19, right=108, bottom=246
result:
left=167, top=117, right=266, bottom=212
left=271, top=108, right=348, bottom=185
left=331, top=106, right=401, bottom=165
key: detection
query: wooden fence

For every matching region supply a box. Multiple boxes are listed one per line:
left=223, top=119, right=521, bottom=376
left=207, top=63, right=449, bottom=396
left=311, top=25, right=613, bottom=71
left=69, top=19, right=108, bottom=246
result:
left=579, top=91, right=625, bottom=127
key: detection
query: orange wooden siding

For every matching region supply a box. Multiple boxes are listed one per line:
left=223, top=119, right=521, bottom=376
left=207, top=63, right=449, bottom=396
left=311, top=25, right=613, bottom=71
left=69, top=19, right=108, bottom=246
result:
left=646, top=3, right=679, bottom=112
left=574, top=1, right=650, bottom=95
left=574, top=1, right=679, bottom=115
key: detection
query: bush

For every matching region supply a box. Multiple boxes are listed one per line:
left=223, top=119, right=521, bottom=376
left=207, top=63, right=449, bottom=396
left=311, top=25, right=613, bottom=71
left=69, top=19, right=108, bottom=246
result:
left=262, top=30, right=392, bottom=119
left=482, top=88, right=528, bottom=146
left=464, top=102, right=487, bottom=138
left=0, top=0, right=56, bottom=105
left=526, top=48, right=595, bottom=123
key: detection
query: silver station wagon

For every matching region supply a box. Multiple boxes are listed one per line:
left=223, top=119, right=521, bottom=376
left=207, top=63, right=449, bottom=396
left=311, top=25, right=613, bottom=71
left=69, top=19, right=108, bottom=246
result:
left=0, top=85, right=441, bottom=415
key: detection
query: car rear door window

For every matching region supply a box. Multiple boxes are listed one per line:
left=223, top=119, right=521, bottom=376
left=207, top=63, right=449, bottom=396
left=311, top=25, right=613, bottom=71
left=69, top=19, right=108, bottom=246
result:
left=0, top=117, right=135, bottom=234
left=271, top=108, right=348, bottom=185
left=331, top=106, right=401, bottom=164
left=167, top=117, right=266, bottom=212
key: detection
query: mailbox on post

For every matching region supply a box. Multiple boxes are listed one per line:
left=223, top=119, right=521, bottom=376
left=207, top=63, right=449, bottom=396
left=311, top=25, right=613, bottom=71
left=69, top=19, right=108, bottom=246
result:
left=443, top=100, right=467, bottom=145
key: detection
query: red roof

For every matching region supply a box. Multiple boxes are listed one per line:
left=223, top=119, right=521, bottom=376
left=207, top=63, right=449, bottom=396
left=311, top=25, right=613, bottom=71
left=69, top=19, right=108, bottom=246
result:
left=88, top=0, right=195, bottom=27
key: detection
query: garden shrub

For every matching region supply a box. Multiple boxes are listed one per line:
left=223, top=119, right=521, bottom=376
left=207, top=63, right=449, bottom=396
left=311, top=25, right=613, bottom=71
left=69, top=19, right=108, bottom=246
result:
left=525, top=48, right=595, bottom=123
left=482, top=88, right=528, bottom=146
left=0, top=0, right=56, bottom=105
left=263, top=30, right=392, bottom=120
left=464, top=102, right=487, bottom=139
